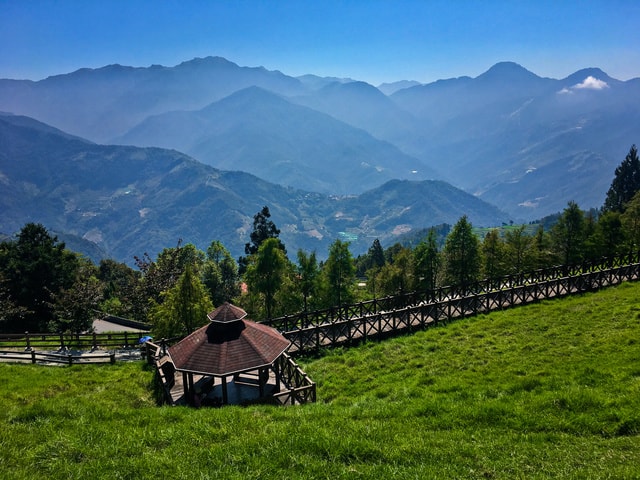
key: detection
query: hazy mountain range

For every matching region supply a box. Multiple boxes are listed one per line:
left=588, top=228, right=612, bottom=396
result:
left=0, top=56, right=637, bottom=262
left=0, top=113, right=507, bottom=264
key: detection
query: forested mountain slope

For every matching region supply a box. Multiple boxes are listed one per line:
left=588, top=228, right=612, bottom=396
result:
left=0, top=114, right=508, bottom=264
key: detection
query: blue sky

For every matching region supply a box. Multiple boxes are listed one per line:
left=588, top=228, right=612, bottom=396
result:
left=1, top=0, right=639, bottom=85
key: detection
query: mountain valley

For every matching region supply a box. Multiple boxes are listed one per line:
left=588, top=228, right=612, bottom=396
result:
left=1, top=56, right=638, bottom=262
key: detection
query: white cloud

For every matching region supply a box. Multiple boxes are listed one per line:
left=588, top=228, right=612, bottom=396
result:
left=557, top=76, right=609, bottom=95
left=573, top=76, right=609, bottom=90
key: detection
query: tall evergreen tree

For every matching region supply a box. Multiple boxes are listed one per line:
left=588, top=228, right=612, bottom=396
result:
left=551, top=201, right=585, bottom=266
left=297, top=249, right=320, bottom=313
left=320, top=239, right=356, bottom=307
left=203, top=240, right=240, bottom=306
left=239, top=206, right=286, bottom=273
left=51, top=259, right=103, bottom=333
left=504, top=225, right=533, bottom=274
left=133, top=242, right=204, bottom=322
left=0, top=223, right=78, bottom=332
left=150, top=264, right=213, bottom=339
left=376, top=246, right=413, bottom=297
left=413, top=228, right=440, bottom=292
left=443, top=216, right=480, bottom=291
left=621, top=190, right=640, bottom=253
left=481, top=229, right=507, bottom=283
left=244, top=238, right=289, bottom=319
left=603, top=145, right=640, bottom=213
left=368, top=238, right=386, bottom=270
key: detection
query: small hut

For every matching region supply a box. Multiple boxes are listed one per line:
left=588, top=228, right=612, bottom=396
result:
left=166, top=303, right=292, bottom=406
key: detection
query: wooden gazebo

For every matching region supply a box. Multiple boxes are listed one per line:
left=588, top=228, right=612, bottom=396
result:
left=166, top=303, right=291, bottom=406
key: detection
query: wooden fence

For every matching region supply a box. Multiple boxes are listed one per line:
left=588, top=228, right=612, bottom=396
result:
left=273, top=352, right=316, bottom=405
left=263, top=252, right=640, bottom=333
left=0, top=349, right=116, bottom=365
left=273, top=254, right=640, bottom=355
left=0, top=330, right=150, bottom=352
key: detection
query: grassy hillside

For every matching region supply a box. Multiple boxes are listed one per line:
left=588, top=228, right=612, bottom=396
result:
left=2, top=283, right=640, bottom=478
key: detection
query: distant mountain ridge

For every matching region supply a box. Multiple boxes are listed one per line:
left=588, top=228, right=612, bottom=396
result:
left=0, top=114, right=508, bottom=264
left=1, top=57, right=638, bottom=219
left=113, top=86, right=435, bottom=195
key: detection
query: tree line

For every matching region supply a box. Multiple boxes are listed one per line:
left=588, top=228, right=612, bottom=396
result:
left=1, top=145, right=639, bottom=338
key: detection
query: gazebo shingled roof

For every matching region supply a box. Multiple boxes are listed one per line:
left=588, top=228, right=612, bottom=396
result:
left=167, top=303, right=290, bottom=376
left=207, top=302, right=247, bottom=323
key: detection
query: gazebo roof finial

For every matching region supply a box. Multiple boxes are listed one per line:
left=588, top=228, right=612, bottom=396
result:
left=207, top=302, right=247, bottom=323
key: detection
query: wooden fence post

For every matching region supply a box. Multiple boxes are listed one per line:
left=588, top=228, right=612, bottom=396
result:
left=31, top=350, right=36, bottom=364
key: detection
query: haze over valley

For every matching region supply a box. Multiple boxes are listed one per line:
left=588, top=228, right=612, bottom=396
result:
left=1, top=55, right=639, bottom=263
left=1, top=2, right=638, bottom=264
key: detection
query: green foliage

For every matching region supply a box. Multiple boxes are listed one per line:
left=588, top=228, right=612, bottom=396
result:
left=319, top=239, right=356, bottom=307
left=297, top=249, right=320, bottom=312
left=413, top=228, right=440, bottom=292
left=621, top=190, right=640, bottom=252
left=551, top=201, right=585, bottom=265
left=503, top=224, right=535, bottom=273
left=149, top=264, right=213, bottom=338
left=584, top=211, right=625, bottom=260
left=96, top=259, right=140, bottom=317
left=133, top=241, right=204, bottom=322
left=481, top=229, right=507, bottom=282
left=2, top=283, right=640, bottom=478
left=239, top=206, right=286, bottom=273
left=443, top=215, right=480, bottom=289
left=0, top=223, right=79, bottom=332
left=603, top=144, right=640, bottom=213
left=244, top=238, right=291, bottom=319
left=202, top=240, right=240, bottom=306
left=355, top=238, right=385, bottom=277
left=375, top=246, right=413, bottom=296
left=50, top=260, right=103, bottom=333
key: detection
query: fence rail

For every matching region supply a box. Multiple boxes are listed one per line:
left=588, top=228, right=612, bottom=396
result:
left=279, top=259, right=640, bottom=355
left=0, top=331, right=150, bottom=352
left=0, top=349, right=116, bottom=365
left=273, top=352, right=316, bottom=405
left=263, top=252, right=640, bottom=333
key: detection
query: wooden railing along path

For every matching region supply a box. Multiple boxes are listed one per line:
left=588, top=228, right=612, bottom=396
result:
left=0, top=330, right=150, bottom=353
left=0, top=349, right=116, bottom=365
left=263, top=253, right=640, bottom=355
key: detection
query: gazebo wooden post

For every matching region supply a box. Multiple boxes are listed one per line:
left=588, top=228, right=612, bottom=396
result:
left=182, top=372, right=190, bottom=404
left=258, top=367, right=266, bottom=398
left=188, top=373, right=195, bottom=405
left=222, top=376, right=228, bottom=404
left=274, top=358, right=283, bottom=392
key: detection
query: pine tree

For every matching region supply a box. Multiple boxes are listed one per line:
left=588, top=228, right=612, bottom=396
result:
left=297, top=249, right=320, bottom=313
left=443, top=216, right=480, bottom=292
left=0, top=223, right=78, bottom=332
left=603, top=145, right=640, bottom=213
left=150, top=264, right=213, bottom=339
left=244, top=238, right=289, bottom=319
left=239, top=206, right=286, bottom=274
left=413, top=228, right=440, bottom=292
left=320, top=239, right=356, bottom=307
left=551, top=201, right=585, bottom=266
left=481, top=229, right=507, bottom=283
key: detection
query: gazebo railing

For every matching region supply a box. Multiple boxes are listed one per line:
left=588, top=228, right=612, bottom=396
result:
left=273, top=352, right=316, bottom=405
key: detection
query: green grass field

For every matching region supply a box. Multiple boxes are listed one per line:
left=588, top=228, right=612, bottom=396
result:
left=2, top=282, right=640, bottom=479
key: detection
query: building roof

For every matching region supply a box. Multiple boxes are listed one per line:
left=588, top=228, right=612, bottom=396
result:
left=167, top=305, right=290, bottom=376
left=207, top=302, right=247, bottom=323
